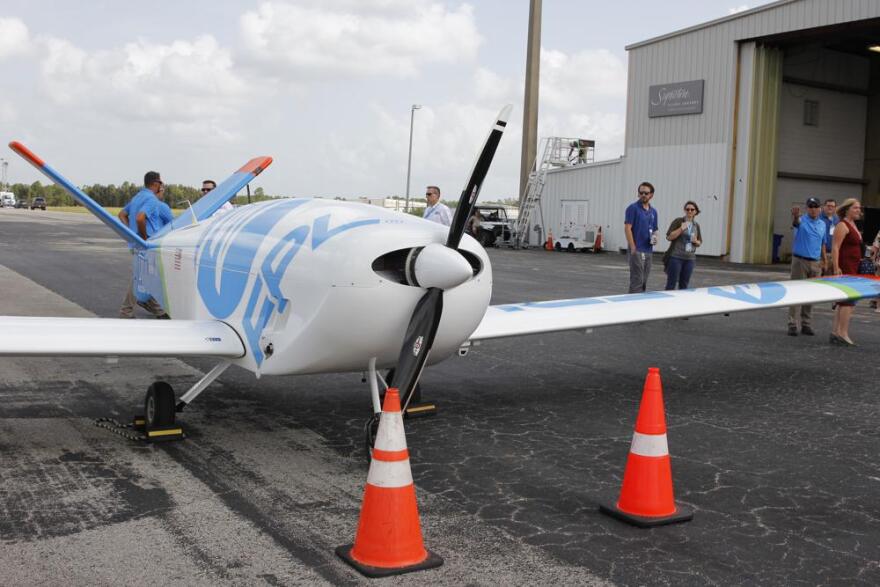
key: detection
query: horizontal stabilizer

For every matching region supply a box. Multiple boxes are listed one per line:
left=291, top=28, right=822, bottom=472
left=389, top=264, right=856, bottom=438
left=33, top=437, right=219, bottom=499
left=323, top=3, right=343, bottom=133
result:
left=164, top=155, right=273, bottom=233
left=0, top=316, right=245, bottom=358
left=8, top=141, right=149, bottom=249
left=470, top=276, right=880, bottom=342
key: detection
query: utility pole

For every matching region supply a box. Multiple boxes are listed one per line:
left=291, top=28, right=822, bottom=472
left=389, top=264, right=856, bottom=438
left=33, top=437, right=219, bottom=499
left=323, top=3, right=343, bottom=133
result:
left=0, top=158, right=7, bottom=190
left=404, top=104, right=421, bottom=213
left=519, top=0, right=542, bottom=207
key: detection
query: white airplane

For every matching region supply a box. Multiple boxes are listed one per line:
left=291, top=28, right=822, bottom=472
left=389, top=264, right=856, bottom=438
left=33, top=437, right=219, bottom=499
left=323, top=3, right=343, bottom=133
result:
left=3, top=106, right=879, bottom=448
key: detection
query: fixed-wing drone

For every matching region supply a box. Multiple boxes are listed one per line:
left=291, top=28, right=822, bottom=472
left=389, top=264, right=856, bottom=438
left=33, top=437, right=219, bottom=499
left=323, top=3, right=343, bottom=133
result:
left=3, top=106, right=879, bottom=447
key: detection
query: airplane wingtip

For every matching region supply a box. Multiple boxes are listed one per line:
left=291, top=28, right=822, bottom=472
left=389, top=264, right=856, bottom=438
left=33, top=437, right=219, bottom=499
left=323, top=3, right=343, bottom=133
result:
left=9, top=141, right=45, bottom=168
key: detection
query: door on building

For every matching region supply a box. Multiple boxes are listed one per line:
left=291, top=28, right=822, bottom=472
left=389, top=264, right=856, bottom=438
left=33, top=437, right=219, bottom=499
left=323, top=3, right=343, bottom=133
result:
left=560, top=200, right=588, bottom=240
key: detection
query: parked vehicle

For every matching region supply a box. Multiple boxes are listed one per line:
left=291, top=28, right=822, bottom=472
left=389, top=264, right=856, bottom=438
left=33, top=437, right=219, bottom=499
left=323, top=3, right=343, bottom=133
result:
left=13, top=199, right=28, bottom=209
left=30, top=197, right=47, bottom=210
left=470, top=205, right=513, bottom=247
left=0, top=192, right=15, bottom=208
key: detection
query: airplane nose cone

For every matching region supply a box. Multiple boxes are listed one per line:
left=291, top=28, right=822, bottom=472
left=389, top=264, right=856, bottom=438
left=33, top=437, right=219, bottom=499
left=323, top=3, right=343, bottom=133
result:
left=412, top=243, right=474, bottom=290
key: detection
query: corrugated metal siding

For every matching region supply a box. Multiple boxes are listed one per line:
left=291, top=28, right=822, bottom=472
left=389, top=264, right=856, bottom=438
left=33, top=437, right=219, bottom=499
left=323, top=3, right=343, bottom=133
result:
left=538, top=160, right=623, bottom=247
left=538, top=144, right=729, bottom=255
left=625, top=0, right=880, bottom=150
left=544, top=0, right=880, bottom=262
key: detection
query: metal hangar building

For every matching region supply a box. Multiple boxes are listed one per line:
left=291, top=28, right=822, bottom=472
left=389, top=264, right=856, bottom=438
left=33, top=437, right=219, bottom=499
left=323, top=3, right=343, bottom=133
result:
left=535, top=0, right=880, bottom=263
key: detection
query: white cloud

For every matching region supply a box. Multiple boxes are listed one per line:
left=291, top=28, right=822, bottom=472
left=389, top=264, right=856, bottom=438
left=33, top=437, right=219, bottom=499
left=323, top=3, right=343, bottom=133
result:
left=240, top=1, right=482, bottom=78
left=728, top=5, right=750, bottom=14
left=0, top=17, right=30, bottom=59
left=38, top=34, right=249, bottom=142
left=540, top=48, right=627, bottom=111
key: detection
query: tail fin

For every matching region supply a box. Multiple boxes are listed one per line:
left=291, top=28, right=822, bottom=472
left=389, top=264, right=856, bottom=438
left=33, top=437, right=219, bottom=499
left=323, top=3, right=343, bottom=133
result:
left=9, top=141, right=149, bottom=249
left=163, top=155, right=273, bottom=234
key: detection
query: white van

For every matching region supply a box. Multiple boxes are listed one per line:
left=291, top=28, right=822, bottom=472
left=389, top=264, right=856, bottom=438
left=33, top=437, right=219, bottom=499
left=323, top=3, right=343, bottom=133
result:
left=0, top=192, right=15, bottom=208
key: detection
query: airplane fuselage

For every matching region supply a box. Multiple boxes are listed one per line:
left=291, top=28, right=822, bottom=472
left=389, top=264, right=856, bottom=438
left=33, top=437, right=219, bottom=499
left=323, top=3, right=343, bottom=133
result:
left=138, top=199, right=492, bottom=376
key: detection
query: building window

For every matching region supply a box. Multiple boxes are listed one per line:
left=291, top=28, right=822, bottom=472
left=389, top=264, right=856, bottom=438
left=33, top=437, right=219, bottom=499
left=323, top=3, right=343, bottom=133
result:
left=804, top=100, right=819, bottom=126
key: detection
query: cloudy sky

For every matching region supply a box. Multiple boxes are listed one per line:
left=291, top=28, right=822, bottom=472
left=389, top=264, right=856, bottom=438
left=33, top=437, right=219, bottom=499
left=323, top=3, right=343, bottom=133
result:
left=1, top=1, right=771, bottom=200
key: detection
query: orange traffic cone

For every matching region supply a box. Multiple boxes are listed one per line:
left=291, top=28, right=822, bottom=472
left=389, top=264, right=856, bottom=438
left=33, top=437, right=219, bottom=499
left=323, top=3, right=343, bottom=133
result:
left=593, top=226, right=603, bottom=253
left=336, top=388, right=443, bottom=577
left=545, top=230, right=554, bottom=251
left=600, top=368, right=693, bottom=527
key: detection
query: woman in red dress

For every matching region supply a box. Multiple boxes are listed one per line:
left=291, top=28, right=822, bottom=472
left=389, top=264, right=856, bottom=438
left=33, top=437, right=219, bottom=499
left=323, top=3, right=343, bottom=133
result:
left=830, top=198, right=863, bottom=346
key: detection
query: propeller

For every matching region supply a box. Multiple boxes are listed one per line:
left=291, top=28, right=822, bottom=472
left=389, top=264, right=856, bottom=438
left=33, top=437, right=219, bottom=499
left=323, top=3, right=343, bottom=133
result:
left=389, top=105, right=512, bottom=409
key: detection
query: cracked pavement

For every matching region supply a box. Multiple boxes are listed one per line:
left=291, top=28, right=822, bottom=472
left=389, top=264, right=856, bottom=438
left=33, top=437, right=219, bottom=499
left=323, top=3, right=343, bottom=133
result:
left=1, top=210, right=878, bottom=585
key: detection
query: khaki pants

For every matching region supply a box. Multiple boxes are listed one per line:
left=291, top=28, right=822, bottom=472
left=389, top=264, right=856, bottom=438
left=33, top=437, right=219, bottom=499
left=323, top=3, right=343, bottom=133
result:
left=119, top=250, right=166, bottom=318
left=788, top=256, right=821, bottom=328
left=628, top=251, right=652, bottom=293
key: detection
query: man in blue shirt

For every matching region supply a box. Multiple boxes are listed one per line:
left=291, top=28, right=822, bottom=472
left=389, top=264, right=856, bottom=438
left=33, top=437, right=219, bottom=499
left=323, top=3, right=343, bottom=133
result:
left=819, top=199, right=839, bottom=275
left=788, top=197, right=827, bottom=336
left=624, top=181, right=659, bottom=293
left=118, top=171, right=173, bottom=319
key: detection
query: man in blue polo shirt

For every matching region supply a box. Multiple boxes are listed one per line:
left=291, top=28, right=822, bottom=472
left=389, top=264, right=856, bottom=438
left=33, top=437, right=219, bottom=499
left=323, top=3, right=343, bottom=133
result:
left=819, top=198, right=839, bottom=275
left=788, top=197, right=827, bottom=336
left=117, top=171, right=173, bottom=319
left=624, top=181, right=659, bottom=293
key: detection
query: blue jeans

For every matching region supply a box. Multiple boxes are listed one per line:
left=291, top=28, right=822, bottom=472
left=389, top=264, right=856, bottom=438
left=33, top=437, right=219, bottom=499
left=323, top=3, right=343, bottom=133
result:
left=665, top=257, right=695, bottom=290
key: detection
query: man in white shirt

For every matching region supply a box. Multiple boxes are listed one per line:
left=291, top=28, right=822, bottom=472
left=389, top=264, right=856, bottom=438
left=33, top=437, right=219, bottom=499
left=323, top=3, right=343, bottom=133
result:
left=423, top=185, right=451, bottom=226
left=203, top=179, right=234, bottom=215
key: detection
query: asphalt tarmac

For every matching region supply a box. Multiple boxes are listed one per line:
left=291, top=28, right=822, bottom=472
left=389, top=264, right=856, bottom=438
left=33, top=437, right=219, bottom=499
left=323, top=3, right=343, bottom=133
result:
left=1, top=209, right=878, bottom=586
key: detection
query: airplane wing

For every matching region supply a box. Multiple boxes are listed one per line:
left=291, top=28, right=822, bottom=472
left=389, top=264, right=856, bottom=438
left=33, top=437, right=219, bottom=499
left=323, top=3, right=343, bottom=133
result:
left=0, top=317, right=245, bottom=357
left=469, top=276, right=880, bottom=342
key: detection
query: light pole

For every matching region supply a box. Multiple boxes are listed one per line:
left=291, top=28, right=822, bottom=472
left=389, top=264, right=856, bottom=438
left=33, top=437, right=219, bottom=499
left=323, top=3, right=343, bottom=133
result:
left=0, top=158, right=7, bottom=191
left=404, top=104, right=421, bottom=213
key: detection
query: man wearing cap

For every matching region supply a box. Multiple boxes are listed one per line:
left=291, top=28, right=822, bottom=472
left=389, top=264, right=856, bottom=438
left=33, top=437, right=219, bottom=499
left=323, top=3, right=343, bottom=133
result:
left=788, top=197, right=827, bottom=336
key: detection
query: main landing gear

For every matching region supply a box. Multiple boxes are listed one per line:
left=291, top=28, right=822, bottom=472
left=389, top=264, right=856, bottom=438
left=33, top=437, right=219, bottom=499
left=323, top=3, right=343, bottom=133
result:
left=363, top=359, right=437, bottom=461
left=130, top=361, right=232, bottom=443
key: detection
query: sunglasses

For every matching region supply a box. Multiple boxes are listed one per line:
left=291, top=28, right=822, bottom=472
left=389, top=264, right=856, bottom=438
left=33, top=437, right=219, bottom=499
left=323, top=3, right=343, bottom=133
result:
left=685, top=207, right=696, bottom=211
left=201, top=187, right=213, bottom=193
left=638, top=191, right=652, bottom=196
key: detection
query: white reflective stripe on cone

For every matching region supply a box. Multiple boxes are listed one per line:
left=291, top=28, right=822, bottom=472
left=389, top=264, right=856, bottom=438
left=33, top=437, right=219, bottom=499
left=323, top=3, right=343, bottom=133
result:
left=366, top=458, right=414, bottom=488
left=630, top=431, right=669, bottom=457
left=374, top=412, right=408, bottom=452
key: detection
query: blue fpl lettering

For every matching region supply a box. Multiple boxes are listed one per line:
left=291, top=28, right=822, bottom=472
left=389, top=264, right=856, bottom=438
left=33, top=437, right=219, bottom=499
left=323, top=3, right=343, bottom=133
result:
left=261, top=225, right=309, bottom=314
left=706, top=282, right=786, bottom=305
left=311, top=214, right=380, bottom=250
left=242, top=277, right=275, bottom=366
left=197, top=200, right=306, bottom=318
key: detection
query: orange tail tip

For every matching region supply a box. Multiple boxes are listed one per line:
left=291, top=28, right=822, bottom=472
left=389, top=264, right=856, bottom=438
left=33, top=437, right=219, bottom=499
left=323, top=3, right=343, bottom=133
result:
left=336, top=386, right=443, bottom=577
left=599, top=367, right=693, bottom=528
left=9, top=141, right=45, bottom=168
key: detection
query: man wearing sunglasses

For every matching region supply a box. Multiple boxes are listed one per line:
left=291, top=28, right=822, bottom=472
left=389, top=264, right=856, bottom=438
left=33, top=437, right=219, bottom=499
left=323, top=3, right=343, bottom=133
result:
left=624, top=181, right=659, bottom=293
left=203, top=179, right=234, bottom=215
left=423, top=185, right=451, bottom=226
left=787, top=197, right=827, bottom=336
left=117, top=171, right=173, bottom=319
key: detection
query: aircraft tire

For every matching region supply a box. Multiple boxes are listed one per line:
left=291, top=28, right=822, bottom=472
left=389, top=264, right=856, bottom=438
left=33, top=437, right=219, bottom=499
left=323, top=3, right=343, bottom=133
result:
left=144, top=382, right=176, bottom=430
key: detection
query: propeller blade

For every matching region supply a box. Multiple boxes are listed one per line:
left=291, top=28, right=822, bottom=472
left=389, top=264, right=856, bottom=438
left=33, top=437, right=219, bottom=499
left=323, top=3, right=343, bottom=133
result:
left=390, top=288, right=443, bottom=404
left=446, top=104, right=513, bottom=250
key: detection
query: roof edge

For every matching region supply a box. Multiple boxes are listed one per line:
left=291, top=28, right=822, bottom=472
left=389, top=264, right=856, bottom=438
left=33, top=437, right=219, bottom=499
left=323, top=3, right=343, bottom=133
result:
left=625, top=0, right=799, bottom=50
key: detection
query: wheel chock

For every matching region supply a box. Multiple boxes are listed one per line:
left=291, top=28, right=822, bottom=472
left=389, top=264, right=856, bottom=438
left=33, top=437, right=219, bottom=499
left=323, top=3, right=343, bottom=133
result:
left=405, top=402, right=437, bottom=419
left=144, top=426, right=186, bottom=442
left=132, top=415, right=146, bottom=432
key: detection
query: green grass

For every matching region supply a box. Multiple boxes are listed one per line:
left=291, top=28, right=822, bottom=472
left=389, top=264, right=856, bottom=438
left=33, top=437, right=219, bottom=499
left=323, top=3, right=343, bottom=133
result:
left=48, top=206, right=183, bottom=217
